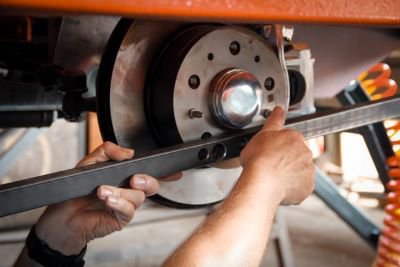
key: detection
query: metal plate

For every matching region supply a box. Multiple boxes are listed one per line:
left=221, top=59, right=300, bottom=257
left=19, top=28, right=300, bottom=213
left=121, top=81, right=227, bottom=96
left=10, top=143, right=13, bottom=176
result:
left=172, top=26, right=288, bottom=142
left=97, top=20, right=288, bottom=207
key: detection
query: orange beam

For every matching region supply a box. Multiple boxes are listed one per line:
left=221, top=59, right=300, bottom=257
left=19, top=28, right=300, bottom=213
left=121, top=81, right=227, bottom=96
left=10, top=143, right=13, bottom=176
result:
left=1, top=0, right=400, bottom=26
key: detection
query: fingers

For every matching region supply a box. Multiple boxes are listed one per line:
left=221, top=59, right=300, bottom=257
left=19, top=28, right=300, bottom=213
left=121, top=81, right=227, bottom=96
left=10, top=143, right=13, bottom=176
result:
left=97, top=186, right=145, bottom=208
left=96, top=174, right=160, bottom=207
left=77, top=142, right=134, bottom=167
left=96, top=174, right=161, bottom=222
left=96, top=185, right=144, bottom=225
left=129, top=174, right=160, bottom=196
left=105, top=196, right=136, bottom=223
left=262, top=106, right=286, bottom=132
left=97, top=185, right=144, bottom=224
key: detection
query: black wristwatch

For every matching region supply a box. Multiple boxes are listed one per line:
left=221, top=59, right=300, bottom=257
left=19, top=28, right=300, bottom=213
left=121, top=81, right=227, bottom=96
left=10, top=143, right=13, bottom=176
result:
left=26, top=225, right=87, bottom=267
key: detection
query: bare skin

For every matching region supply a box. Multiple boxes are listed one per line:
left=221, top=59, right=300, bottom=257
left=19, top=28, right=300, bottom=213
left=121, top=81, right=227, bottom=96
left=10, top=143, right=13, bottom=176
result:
left=14, top=106, right=314, bottom=267
left=14, top=142, right=180, bottom=266
left=163, top=107, right=315, bottom=266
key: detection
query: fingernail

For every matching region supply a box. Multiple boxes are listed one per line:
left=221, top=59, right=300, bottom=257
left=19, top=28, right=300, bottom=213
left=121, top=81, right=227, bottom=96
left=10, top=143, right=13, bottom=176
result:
left=107, top=195, right=119, bottom=205
left=277, top=106, right=285, bottom=116
left=134, top=176, right=146, bottom=187
left=100, top=187, right=112, bottom=199
left=124, top=148, right=134, bottom=157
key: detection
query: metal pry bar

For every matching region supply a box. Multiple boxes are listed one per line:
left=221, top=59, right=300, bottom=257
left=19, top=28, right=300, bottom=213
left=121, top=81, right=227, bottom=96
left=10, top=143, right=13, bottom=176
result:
left=1, top=95, right=400, bottom=217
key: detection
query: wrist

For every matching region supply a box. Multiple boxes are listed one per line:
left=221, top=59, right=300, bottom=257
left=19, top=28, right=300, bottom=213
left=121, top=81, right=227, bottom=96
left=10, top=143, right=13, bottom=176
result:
left=240, top=164, right=285, bottom=205
left=36, top=217, right=86, bottom=255
left=26, top=225, right=86, bottom=267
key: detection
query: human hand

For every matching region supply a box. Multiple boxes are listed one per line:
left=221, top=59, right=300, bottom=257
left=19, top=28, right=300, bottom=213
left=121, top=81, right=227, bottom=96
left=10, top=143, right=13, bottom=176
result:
left=240, top=107, right=315, bottom=205
left=35, top=142, right=181, bottom=255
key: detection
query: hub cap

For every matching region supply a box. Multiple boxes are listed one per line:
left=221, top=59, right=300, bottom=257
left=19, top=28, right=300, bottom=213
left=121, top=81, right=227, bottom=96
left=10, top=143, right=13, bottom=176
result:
left=210, top=68, right=263, bottom=129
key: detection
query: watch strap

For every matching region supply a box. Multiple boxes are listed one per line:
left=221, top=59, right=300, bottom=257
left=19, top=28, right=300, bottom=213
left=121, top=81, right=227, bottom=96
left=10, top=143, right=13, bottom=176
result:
left=26, top=225, right=86, bottom=267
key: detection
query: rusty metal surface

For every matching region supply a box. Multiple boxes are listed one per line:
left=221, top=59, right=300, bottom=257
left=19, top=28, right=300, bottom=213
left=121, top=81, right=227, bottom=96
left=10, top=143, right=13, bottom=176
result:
left=1, top=0, right=400, bottom=26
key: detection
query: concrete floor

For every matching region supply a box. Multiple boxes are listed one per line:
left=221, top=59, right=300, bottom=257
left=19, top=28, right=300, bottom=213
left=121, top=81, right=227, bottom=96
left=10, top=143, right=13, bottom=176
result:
left=0, top=194, right=381, bottom=267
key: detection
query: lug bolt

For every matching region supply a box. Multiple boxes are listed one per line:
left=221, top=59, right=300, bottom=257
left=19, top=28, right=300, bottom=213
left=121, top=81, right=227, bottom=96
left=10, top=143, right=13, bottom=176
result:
left=189, top=109, right=204, bottom=119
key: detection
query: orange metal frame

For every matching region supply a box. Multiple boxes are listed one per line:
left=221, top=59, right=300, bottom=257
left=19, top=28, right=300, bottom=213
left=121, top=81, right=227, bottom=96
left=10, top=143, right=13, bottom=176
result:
left=1, top=0, right=400, bottom=26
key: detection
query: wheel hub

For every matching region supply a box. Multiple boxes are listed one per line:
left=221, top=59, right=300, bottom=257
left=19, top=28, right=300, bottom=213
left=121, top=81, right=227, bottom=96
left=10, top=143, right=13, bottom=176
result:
left=97, top=20, right=289, bottom=208
left=148, top=25, right=288, bottom=148
left=210, top=68, right=263, bottom=129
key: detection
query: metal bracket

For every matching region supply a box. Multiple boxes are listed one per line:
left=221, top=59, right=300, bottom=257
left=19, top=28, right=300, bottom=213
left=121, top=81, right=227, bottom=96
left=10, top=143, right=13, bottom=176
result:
left=314, top=167, right=380, bottom=249
left=336, top=83, right=395, bottom=188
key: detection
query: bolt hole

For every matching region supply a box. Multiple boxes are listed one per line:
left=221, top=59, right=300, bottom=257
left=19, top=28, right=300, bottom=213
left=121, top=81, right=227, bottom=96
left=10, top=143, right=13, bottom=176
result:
left=188, top=75, right=200, bottom=89
left=212, top=143, right=227, bottom=161
left=198, top=148, right=210, bottom=161
left=207, top=53, right=214, bottom=61
left=264, top=77, right=275, bottom=91
left=201, top=132, right=212, bottom=139
left=254, top=55, right=260, bottom=63
left=229, top=41, right=241, bottom=56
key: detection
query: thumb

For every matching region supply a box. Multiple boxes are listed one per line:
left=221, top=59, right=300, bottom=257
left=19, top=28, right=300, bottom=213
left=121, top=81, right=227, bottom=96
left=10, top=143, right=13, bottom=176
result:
left=262, top=106, right=286, bottom=131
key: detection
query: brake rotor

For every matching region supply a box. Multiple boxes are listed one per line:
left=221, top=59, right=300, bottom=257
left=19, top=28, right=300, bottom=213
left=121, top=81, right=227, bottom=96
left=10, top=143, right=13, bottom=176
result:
left=97, top=19, right=289, bottom=208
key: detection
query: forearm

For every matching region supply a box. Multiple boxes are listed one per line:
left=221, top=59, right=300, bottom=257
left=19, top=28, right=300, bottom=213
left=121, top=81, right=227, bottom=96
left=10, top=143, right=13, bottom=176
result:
left=163, top=166, right=283, bottom=267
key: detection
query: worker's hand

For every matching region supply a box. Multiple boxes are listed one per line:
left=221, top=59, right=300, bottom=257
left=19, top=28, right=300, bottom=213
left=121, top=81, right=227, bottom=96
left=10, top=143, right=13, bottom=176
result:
left=240, top=106, right=315, bottom=205
left=34, top=142, right=181, bottom=256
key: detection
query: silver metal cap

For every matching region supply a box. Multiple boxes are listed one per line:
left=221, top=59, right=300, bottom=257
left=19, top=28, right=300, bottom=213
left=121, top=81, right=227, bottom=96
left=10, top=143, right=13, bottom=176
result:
left=210, top=69, right=263, bottom=129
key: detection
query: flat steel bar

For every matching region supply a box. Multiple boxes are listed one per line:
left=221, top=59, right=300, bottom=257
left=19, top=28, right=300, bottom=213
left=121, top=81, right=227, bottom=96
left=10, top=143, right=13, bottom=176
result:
left=287, top=95, right=400, bottom=139
left=1, top=96, right=400, bottom=217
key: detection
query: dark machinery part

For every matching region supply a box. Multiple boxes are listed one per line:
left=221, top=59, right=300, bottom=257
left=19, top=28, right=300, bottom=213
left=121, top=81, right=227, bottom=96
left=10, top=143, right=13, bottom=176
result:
left=288, top=69, right=306, bottom=106
left=1, top=95, right=400, bottom=216
left=0, top=66, right=95, bottom=127
left=314, top=167, right=380, bottom=249
left=0, top=111, right=55, bottom=127
left=0, top=17, right=95, bottom=127
left=337, top=82, right=395, bottom=188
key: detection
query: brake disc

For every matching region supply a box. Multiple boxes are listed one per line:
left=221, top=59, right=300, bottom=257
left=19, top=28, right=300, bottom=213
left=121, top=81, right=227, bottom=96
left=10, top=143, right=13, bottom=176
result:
left=97, top=19, right=289, bottom=208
